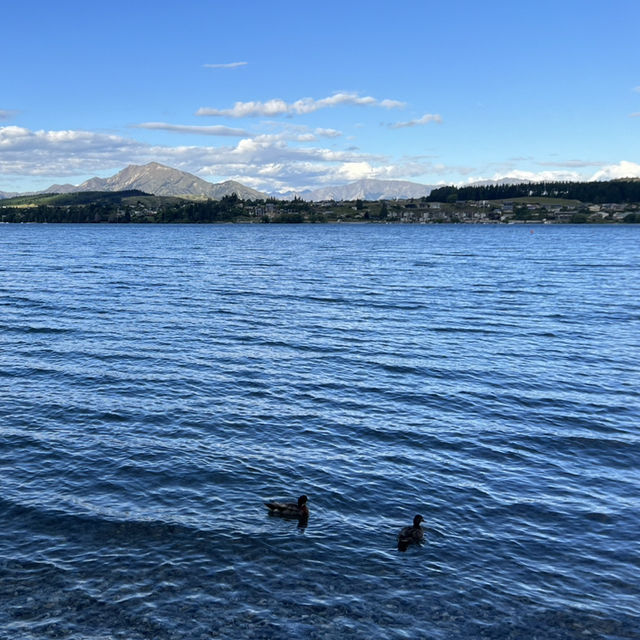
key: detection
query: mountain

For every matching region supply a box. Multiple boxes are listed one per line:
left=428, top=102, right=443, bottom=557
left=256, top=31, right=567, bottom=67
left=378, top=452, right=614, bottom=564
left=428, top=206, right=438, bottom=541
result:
left=463, top=178, right=533, bottom=188
left=42, top=183, right=81, bottom=194
left=42, top=162, right=268, bottom=200
left=0, top=191, right=20, bottom=199
left=287, top=178, right=436, bottom=202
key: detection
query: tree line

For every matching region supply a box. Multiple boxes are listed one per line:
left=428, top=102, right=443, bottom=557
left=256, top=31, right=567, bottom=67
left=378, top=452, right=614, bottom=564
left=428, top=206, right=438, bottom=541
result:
left=427, top=180, right=640, bottom=204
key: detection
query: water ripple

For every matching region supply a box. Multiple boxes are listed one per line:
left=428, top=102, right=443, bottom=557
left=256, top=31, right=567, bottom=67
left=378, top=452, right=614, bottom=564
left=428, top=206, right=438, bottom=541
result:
left=1, top=224, right=639, bottom=639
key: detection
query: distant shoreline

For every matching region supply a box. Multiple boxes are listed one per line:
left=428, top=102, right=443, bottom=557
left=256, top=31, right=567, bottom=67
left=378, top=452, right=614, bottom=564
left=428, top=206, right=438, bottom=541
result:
left=2, top=189, right=640, bottom=224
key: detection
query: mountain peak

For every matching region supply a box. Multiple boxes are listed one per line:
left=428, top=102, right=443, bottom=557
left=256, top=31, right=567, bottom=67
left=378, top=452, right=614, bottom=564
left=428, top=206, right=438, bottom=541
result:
left=293, top=178, right=435, bottom=201
left=42, top=163, right=268, bottom=200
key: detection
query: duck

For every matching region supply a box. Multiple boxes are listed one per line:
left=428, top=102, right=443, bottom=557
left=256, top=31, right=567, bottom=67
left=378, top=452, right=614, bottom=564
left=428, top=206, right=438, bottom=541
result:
left=397, top=514, right=425, bottom=552
left=264, top=495, right=309, bottom=520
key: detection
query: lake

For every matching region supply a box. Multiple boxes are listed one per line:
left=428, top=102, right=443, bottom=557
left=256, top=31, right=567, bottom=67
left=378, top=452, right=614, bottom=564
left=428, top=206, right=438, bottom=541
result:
left=1, top=223, right=638, bottom=639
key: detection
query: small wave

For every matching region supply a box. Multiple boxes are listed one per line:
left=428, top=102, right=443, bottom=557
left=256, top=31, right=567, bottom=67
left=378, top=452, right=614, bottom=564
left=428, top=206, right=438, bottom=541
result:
left=430, top=325, right=504, bottom=335
left=0, top=324, right=74, bottom=334
left=0, top=495, right=213, bottom=544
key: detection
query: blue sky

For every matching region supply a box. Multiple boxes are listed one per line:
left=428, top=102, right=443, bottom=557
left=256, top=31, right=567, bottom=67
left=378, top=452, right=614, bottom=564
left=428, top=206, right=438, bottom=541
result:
left=2, top=0, right=640, bottom=194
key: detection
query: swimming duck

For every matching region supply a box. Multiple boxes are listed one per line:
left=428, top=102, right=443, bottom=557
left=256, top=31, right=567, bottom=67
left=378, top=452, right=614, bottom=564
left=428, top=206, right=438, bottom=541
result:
left=264, top=495, right=309, bottom=520
left=397, top=514, right=425, bottom=552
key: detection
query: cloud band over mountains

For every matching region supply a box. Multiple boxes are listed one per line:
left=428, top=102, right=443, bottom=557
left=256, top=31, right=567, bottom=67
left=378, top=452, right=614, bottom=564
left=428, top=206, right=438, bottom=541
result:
left=2, top=124, right=640, bottom=195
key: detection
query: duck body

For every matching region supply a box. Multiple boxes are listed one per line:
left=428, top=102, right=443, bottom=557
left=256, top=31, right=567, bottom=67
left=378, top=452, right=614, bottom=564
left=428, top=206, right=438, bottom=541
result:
left=265, top=495, right=309, bottom=520
left=398, top=515, right=424, bottom=552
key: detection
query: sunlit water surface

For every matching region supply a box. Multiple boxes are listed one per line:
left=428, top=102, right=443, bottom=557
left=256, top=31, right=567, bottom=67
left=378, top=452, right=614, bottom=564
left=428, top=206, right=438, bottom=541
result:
left=1, top=223, right=638, bottom=639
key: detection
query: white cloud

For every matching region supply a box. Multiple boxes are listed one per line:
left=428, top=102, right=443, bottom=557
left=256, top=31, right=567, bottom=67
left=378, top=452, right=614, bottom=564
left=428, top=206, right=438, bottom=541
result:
left=335, top=161, right=376, bottom=181
left=389, top=113, right=442, bottom=129
left=196, top=92, right=405, bottom=117
left=197, top=99, right=288, bottom=118
left=0, top=126, right=149, bottom=176
left=132, top=122, right=253, bottom=136
left=0, top=125, right=383, bottom=193
left=590, top=161, right=640, bottom=180
left=379, top=99, right=406, bottom=109
left=314, top=128, right=342, bottom=138
left=6, top=124, right=638, bottom=196
left=256, top=122, right=343, bottom=141
left=535, top=159, right=603, bottom=168
left=289, top=128, right=342, bottom=142
left=492, top=169, right=583, bottom=182
left=460, top=160, right=640, bottom=186
left=203, top=62, right=247, bottom=69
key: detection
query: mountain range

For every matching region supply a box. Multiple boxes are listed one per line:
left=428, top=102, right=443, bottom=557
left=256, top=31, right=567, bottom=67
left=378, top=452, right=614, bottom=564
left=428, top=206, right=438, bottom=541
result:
left=0, top=162, right=444, bottom=202
left=285, top=178, right=436, bottom=201
left=3, top=162, right=532, bottom=202
left=38, top=162, right=269, bottom=200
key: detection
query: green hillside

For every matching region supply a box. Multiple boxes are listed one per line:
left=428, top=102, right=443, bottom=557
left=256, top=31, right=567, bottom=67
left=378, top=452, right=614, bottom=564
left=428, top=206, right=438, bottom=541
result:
left=1, top=190, right=184, bottom=207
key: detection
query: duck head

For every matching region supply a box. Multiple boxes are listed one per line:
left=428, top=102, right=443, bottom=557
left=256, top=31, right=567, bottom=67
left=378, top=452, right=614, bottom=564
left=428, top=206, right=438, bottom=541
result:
left=413, top=514, right=424, bottom=527
left=298, top=495, right=308, bottom=507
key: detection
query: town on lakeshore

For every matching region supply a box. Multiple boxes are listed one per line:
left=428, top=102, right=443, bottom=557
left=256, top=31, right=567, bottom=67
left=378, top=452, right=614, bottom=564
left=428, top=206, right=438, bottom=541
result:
left=3, top=190, right=640, bottom=225
left=2, top=163, right=640, bottom=224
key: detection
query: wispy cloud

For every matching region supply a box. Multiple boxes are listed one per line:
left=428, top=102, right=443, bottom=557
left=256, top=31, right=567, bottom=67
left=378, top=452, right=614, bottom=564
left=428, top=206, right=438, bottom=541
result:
left=0, top=125, right=377, bottom=191
left=6, top=124, right=637, bottom=195
left=0, top=124, right=414, bottom=193
left=203, top=62, right=247, bottom=69
left=0, top=109, right=18, bottom=120
left=633, top=86, right=640, bottom=93
left=255, top=123, right=343, bottom=142
left=630, top=112, right=640, bottom=117
left=458, top=169, right=585, bottom=185
left=132, top=122, right=253, bottom=136
left=314, top=128, right=342, bottom=138
left=196, top=92, right=406, bottom=117
left=536, top=159, right=603, bottom=168
left=389, top=113, right=442, bottom=129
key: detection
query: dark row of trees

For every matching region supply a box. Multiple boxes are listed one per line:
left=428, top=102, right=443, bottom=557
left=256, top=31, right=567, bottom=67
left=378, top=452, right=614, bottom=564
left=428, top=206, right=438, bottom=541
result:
left=427, top=180, right=640, bottom=204
left=0, top=194, right=248, bottom=224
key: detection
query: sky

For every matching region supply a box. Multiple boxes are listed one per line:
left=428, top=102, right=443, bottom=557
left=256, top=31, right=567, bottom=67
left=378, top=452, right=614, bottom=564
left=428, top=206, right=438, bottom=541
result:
left=2, top=0, right=640, bottom=195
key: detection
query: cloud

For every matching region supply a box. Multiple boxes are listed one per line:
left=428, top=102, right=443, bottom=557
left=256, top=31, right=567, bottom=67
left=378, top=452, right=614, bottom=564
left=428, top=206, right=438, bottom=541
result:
left=0, top=126, right=149, bottom=176
left=491, top=169, right=583, bottom=182
left=457, top=167, right=587, bottom=184
left=196, top=92, right=406, bottom=117
left=379, top=99, right=406, bottom=109
left=536, top=159, right=603, bottom=168
left=590, top=161, right=640, bottom=180
left=0, top=125, right=382, bottom=193
left=389, top=113, right=442, bottom=129
left=314, top=128, right=342, bottom=138
left=255, top=122, right=343, bottom=141
left=630, top=112, right=640, bottom=117
left=0, top=110, right=17, bottom=120
left=633, top=86, right=640, bottom=93
left=284, top=128, right=343, bottom=142
left=132, top=122, right=253, bottom=136
left=203, top=62, right=247, bottom=69
left=7, top=124, right=638, bottom=196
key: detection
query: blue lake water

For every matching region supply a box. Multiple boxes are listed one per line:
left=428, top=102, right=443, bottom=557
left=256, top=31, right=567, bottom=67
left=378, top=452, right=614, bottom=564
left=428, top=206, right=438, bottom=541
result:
left=1, top=223, right=639, bottom=639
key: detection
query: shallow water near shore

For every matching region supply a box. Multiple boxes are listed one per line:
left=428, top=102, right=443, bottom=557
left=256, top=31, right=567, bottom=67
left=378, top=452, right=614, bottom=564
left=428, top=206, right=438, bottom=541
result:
left=1, top=223, right=639, bottom=639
